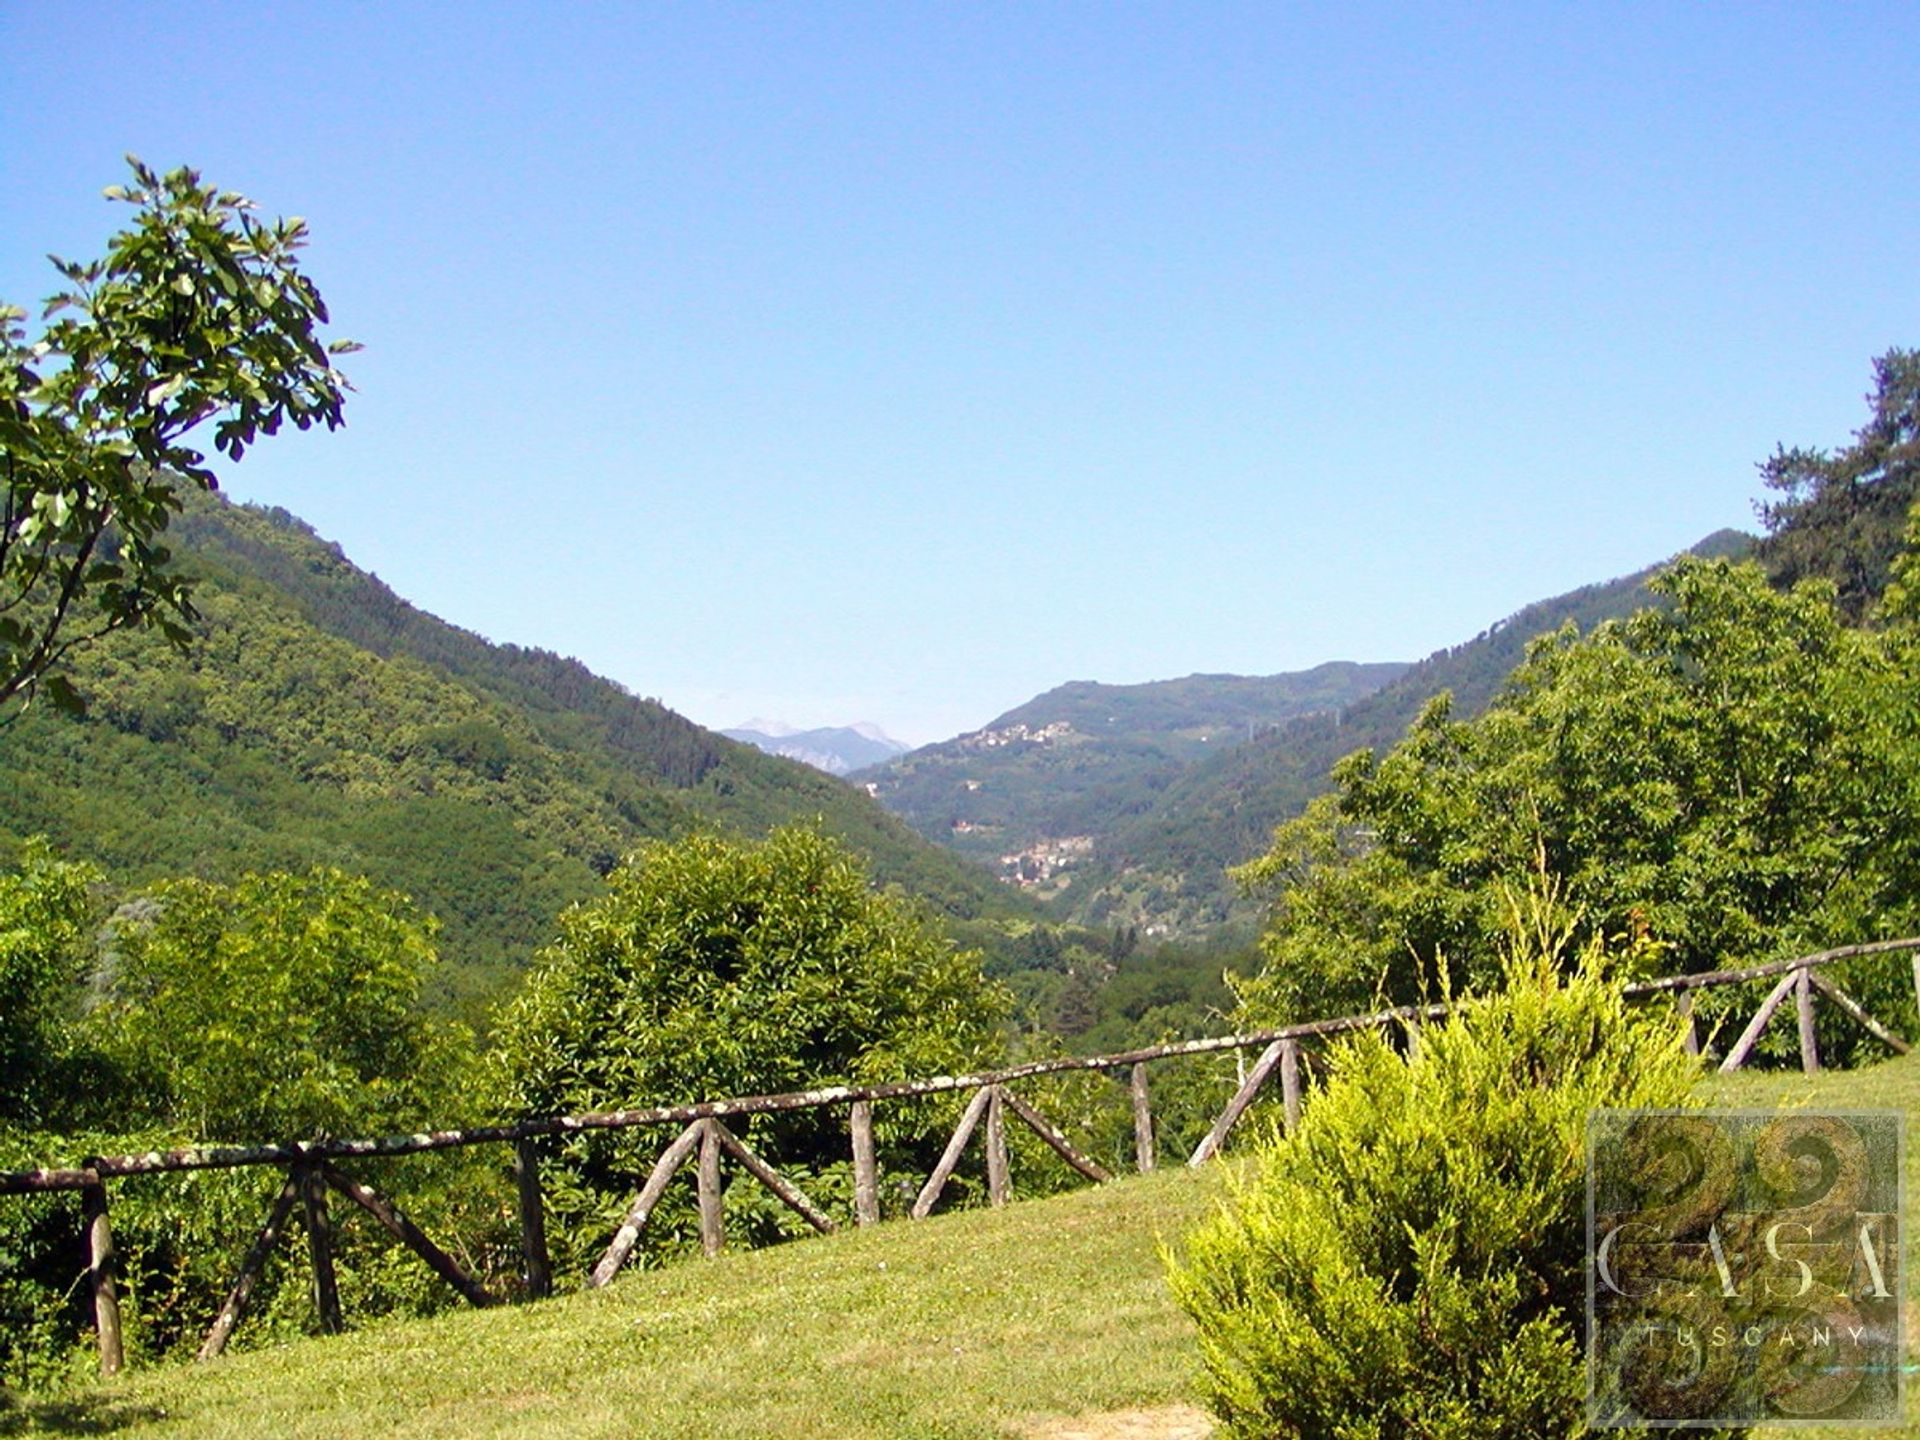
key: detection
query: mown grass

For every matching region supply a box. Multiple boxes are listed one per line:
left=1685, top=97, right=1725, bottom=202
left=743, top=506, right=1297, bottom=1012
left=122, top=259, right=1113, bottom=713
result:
left=0, top=1164, right=1226, bottom=1440
left=8, top=1050, right=1920, bottom=1439
left=1705, top=1050, right=1920, bottom=1437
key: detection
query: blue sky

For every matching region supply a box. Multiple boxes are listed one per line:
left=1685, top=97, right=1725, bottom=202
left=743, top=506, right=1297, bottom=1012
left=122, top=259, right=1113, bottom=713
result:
left=4, top=4, right=1916, bottom=743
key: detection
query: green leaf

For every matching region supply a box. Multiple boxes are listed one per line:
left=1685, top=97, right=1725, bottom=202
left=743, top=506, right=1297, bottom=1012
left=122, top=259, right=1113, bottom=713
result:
left=41, top=674, right=86, bottom=717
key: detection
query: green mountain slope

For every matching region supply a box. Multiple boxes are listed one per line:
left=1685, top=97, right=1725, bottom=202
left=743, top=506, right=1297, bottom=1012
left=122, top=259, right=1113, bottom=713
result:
left=1052, top=529, right=1757, bottom=931
left=857, top=662, right=1407, bottom=892
left=0, top=495, right=1035, bottom=1008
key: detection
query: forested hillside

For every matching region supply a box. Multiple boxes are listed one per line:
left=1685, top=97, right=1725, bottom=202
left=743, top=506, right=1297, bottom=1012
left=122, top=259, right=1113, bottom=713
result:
left=1026, top=529, right=1755, bottom=931
left=858, top=663, right=1404, bottom=891
left=0, top=494, right=1035, bottom=1007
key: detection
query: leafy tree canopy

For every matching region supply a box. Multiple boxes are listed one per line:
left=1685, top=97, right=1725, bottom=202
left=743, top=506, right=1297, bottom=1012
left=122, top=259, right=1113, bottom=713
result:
left=0, top=493, right=1038, bottom=1010
left=84, top=867, right=463, bottom=1141
left=490, top=827, right=1012, bottom=1265
left=493, top=826, right=1008, bottom=1122
left=1234, top=556, right=1920, bottom=1027
left=1759, top=347, right=1920, bottom=621
left=0, top=158, right=354, bottom=715
left=0, top=842, right=101, bottom=1127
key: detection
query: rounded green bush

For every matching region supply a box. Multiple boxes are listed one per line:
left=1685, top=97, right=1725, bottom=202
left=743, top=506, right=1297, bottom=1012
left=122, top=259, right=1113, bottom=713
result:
left=1167, top=941, right=1732, bottom=1439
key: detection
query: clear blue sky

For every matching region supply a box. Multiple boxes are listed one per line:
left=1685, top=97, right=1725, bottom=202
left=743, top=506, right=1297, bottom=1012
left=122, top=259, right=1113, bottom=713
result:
left=4, top=4, right=1916, bottom=743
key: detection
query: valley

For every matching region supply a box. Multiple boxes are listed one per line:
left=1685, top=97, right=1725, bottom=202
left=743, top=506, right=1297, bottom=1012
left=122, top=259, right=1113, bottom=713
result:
left=862, top=527, right=1753, bottom=935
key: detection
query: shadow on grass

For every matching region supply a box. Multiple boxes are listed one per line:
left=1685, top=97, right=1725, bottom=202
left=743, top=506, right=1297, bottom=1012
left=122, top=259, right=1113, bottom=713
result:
left=0, top=1392, right=167, bottom=1437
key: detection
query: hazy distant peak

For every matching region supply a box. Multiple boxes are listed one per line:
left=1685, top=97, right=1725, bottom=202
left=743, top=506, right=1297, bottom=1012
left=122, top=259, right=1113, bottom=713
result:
left=723, top=721, right=910, bottom=776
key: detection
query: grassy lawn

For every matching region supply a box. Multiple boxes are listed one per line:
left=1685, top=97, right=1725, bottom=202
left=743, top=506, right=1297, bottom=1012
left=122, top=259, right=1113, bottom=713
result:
left=0, top=1165, right=1226, bottom=1440
left=1707, top=1052, right=1920, bottom=1438
left=6, top=1053, right=1919, bottom=1438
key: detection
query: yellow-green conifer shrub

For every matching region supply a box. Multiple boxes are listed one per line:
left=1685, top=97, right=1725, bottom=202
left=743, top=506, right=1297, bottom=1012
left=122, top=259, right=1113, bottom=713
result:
left=1167, top=937, right=1727, bottom=1439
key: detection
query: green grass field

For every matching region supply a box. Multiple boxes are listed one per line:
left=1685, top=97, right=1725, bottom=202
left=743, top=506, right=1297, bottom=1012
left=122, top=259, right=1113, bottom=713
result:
left=0, top=1163, right=1225, bottom=1440
left=5, top=1054, right=1918, bottom=1439
left=1702, top=1054, right=1920, bottom=1439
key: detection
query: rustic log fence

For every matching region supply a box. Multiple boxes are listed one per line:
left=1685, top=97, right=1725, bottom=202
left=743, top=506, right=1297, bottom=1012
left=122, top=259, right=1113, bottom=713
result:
left=6, top=936, right=1918, bottom=1378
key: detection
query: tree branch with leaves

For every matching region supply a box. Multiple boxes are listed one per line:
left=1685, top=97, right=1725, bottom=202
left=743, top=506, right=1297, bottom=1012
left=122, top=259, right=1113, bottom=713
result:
left=0, top=157, right=358, bottom=715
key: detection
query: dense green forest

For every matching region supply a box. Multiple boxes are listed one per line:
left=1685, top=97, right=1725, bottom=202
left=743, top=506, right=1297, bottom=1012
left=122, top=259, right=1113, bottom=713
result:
left=0, top=493, right=1039, bottom=1008
left=1053, top=528, right=1754, bottom=931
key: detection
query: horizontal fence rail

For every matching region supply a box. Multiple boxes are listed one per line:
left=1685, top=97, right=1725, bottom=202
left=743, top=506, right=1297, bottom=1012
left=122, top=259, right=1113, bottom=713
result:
left=7, top=936, right=1919, bottom=1377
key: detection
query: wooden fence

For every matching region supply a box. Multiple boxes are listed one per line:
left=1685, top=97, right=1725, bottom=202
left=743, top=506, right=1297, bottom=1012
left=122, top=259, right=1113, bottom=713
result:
left=5, top=936, right=1918, bottom=1378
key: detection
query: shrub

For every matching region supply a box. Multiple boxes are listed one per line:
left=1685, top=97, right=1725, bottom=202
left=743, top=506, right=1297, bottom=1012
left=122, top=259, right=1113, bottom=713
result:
left=490, top=827, right=1010, bottom=1267
left=86, top=867, right=468, bottom=1141
left=0, top=844, right=101, bottom=1128
left=1166, top=930, right=1730, bottom=1439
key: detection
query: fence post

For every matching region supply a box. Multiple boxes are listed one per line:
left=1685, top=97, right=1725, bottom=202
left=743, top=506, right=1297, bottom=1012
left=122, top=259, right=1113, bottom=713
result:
left=1677, top=990, right=1699, bottom=1057
left=1130, top=1063, right=1155, bottom=1173
left=299, top=1161, right=343, bottom=1334
left=1280, top=1039, right=1302, bottom=1135
left=1718, top=970, right=1800, bottom=1073
left=321, top=1165, right=496, bottom=1308
left=1190, top=1038, right=1287, bottom=1166
left=513, top=1137, right=552, bottom=1300
left=697, top=1120, right=724, bottom=1257
left=588, top=1121, right=704, bottom=1288
left=912, top=1085, right=993, bottom=1220
left=80, top=1168, right=124, bottom=1377
left=985, top=1086, right=1010, bottom=1208
left=850, top=1100, right=881, bottom=1226
left=200, top=1170, right=302, bottom=1361
left=1001, top=1089, right=1111, bottom=1183
left=1796, top=966, right=1820, bottom=1074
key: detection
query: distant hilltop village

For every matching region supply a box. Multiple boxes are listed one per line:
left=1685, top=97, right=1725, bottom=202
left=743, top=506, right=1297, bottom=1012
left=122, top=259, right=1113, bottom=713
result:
left=962, top=720, right=1077, bottom=750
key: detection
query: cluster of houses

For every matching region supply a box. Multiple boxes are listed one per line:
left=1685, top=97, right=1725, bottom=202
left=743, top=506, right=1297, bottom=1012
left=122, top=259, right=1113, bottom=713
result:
left=997, top=834, right=1095, bottom=888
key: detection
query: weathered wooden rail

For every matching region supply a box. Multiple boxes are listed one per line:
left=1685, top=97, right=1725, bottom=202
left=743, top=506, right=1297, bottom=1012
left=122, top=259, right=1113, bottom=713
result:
left=6, top=936, right=1918, bottom=1377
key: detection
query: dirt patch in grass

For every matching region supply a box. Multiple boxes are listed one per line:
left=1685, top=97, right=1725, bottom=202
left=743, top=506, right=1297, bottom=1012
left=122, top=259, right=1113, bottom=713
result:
left=1024, top=1402, right=1213, bottom=1439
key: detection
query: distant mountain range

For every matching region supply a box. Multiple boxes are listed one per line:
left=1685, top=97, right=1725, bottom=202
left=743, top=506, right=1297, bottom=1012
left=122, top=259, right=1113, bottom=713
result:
left=862, top=529, right=1755, bottom=934
left=722, top=721, right=909, bottom=776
